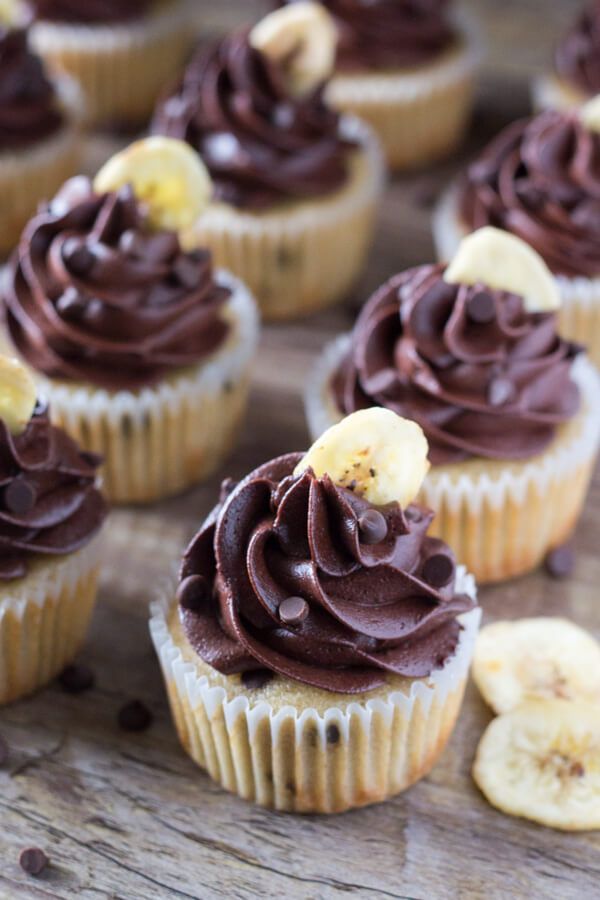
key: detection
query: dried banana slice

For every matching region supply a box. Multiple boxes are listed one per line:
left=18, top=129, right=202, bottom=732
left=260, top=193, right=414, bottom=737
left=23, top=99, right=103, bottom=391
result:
left=580, top=95, right=600, bottom=133
left=0, top=355, right=37, bottom=436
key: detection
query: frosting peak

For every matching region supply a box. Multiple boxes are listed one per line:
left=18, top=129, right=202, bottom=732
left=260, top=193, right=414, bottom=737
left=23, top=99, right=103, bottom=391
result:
left=555, top=1, right=600, bottom=97
left=332, top=264, right=580, bottom=464
left=152, top=30, right=352, bottom=210
left=4, top=177, right=231, bottom=391
left=178, top=452, right=475, bottom=694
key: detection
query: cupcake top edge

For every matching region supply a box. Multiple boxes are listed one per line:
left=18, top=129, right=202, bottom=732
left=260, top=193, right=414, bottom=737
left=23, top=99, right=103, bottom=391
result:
left=457, top=107, right=600, bottom=279
left=151, top=8, right=356, bottom=211
left=177, top=410, right=477, bottom=695
left=331, top=236, right=581, bottom=465
left=554, top=0, right=600, bottom=98
left=3, top=172, right=233, bottom=392
left=278, top=0, right=458, bottom=73
left=0, top=354, right=107, bottom=582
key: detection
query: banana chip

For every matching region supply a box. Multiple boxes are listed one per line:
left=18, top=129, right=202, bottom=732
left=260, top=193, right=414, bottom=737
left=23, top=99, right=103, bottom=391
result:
left=0, top=355, right=37, bottom=435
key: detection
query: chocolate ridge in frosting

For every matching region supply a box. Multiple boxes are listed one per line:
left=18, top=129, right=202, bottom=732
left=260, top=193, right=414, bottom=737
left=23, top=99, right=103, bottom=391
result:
left=458, top=109, right=600, bottom=278
left=152, top=29, right=353, bottom=210
left=178, top=453, right=476, bottom=694
left=28, top=0, right=152, bottom=24
left=331, top=263, right=580, bottom=465
left=0, top=405, right=107, bottom=581
left=4, top=176, right=231, bottom=391
left=0, top=26, right=63, bottom=151
left=555, top=1, right=600, bottom=97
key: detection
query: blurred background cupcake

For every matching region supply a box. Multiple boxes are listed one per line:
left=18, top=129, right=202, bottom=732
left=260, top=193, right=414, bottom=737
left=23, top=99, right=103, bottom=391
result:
left=151, top=409, right=480, bottom=813
left=0, top=7, right=81, bottom=256
left=278, top=0, right=481, bottom=171
left=152, top=2, right=384, bottom=320
left=27, top=0, right=194, bottom=128
left=532, top=1, right=600, bottom=112
left=0, top=355, right=107, bottom=705
left=306, top=229, right=600, bottom=583
left=2, top=138, right=259, bottom=504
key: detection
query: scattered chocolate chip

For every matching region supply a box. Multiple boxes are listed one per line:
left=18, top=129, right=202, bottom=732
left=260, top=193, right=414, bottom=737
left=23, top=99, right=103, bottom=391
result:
left=63, top=239, right=94, bottom=276
left=423, top=553, right=454, bottom=588
left=3, top=478, right=36, bottom=516
left=19, top=847, right=48, bottom=877
left=173, top=255, right=200, bottom=289
left=56, top=286, right=86, bottom=319
left=466, top=290, right=496, bottom=324
left=176, top=574, right=209, bottom=611
left=0, top=733, right=8, bottom=766
left=545, top=544, right=575, bottom=579
left=358, top=509, right=388, bottom=545
left=241, top=669, right=273, bottom=690
left=219, top=477, right=237, bottom=503
left=279, top=596, right=309, bottom=626
left=488, top=377, right=516, bottom=407
left=326, top=723, right=340, bottom=744
left=58, top=663, right=94, bottom=694
left=118, top=700, right=152, bottom=732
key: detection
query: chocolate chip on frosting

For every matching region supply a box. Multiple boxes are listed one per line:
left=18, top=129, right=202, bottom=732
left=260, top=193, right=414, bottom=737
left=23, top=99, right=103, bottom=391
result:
left=466, top=290, right=496, bottom=324
left=279, top=596, right=309, bottom=626
left=63, top=239, right=95, bottom=276
left=3, top=478, right=37, bottom=516
left=56, top=286, right=86, bottom=319
left=19, top=847, right=48, bottom=877
left=358, top=509, right=388, bottom=544
left=176, top=574, right=209, bottom=611
left=423, top=554, right=454, bottom=588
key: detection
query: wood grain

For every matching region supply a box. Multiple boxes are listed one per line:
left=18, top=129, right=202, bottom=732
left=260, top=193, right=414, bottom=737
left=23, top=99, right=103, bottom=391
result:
left=1, top=1, right=598, bottom=898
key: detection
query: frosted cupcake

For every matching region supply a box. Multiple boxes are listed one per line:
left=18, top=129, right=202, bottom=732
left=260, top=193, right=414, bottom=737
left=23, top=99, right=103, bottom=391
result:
left=0, top=18, right=81, bottom=256
left=278, top=0, right=481, bottom=171
left=533, top=2, right=600, bottom=112
left=3, top=138, right=259, bottom=505
left=27, top=0, right=193, bottom=128
left=306, top=228, right=600, bottom=583
left=0, top=355, right=106, bottom=705
left=151, top=408, right=480, bottom=813
left=433, top=103, right=600, bottom=368
left=152, top=2, right=384, bottom=320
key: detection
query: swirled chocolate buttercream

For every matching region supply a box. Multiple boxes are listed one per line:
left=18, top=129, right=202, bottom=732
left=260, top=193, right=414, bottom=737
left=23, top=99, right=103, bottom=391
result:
left=555, top=1, right=600, bottom=97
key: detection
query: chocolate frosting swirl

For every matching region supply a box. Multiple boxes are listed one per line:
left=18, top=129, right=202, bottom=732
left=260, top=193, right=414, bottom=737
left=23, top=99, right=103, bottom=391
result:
left=4, top=177, right=231, bottom=391
left=280, top=0, right=455, bottom=71
left=28, top=0, right=151, bottom=24
left=179, top=453, right=476, bottom=694
left=332, top=264, right=580, bottom=465
left=0, top=27, right=63, bottom=151
left=555, top=1, right=600, bottom=96
left=0, top=404, right=106, bottom=581
left=458, top=110, right=600, bottom=278
left=152, top=30, right=352, bottom=210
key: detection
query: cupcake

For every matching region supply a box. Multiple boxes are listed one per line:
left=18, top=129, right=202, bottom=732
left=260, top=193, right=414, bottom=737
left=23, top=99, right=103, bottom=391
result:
left=0, top=354, right=107, bottom=705
left=27, top=0, right=193, bottom=128
left=278, top=0, right=481, bottom=171
left=306, top=228, right=600, bottom=583
left=0, top=16, right=81, bottom=256
left=152, top=2, right=384, bottom=320
left=3, top=138, right=259, bottom=505
left=433, top=103, right=600, bottom=368
left=533, top=2, right=600, bottom=112
left=150, top=408, right=480, bottom=813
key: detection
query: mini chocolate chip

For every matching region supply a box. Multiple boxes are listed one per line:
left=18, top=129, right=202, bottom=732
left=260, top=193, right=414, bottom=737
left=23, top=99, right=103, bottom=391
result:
left=4, top=478, right=36, bottom=516
left=423, top=554, right=454, bottom=588
left=176, top=574, right=209, bottom=611
left=358, top=509, right=388, bottom=544
left=466, top=290, right=496, bottom=324
left=63, top=239, right=94, bottom=276
left=19, top=847, right=48, bottom=877
left=118, top=700, right=152, bottom=732
left=326, top=724, right=340, bottom=744
left=545, top=544, right=575, bottom=579
left=241, top=669, right=273, bottom=690
left=488, top=377, right=516, bottom=407
left=58, top=663, right=94, bottom=694
left=173, top=255, right=200, bottom=289
left=405, top=506, right=422, bottom=523
left=56, top=286, right=86, bottom=319
left=219, top=477, right=237, bottom=503
left=279, top=596, right=309, bottom=626
left=0, top=733, right=8, bottom=766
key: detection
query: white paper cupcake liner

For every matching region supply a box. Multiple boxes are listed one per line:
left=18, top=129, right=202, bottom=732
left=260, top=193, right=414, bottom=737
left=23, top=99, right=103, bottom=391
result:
left=0, top=535, right=102, bottom=705
left=305, top=333, right=600, bottom=582
left=149, top=568, right=480, bottom=813
left=432, top=185, right=600, bottom=367
left=186, top=116, right=385, bottom=320
left=33, top=271, right=260, bottom=504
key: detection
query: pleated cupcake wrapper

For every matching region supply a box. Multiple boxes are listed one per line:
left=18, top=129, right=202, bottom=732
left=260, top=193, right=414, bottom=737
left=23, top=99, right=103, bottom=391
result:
left=149, top=570, right=480, bottom=814
left=530, top=73, right=586, bottom=114
left=0, top=75, right=83, bottom=256
left=186, top=116, right=385, bottom=321
left=0, top=536, right=102, bottom=705
left=326, top=13, right=481, bottom=171
left=433, top=185, right=600, bottom=368
left=305, top=335, right=600, bottom=583
left=33, top=272, right=259, bottom=505
left=30, top=0, right=193, bottom=126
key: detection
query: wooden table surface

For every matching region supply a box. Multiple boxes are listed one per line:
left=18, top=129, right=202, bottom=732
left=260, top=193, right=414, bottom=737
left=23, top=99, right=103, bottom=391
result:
left=1, top=2, right=598, bottom=898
